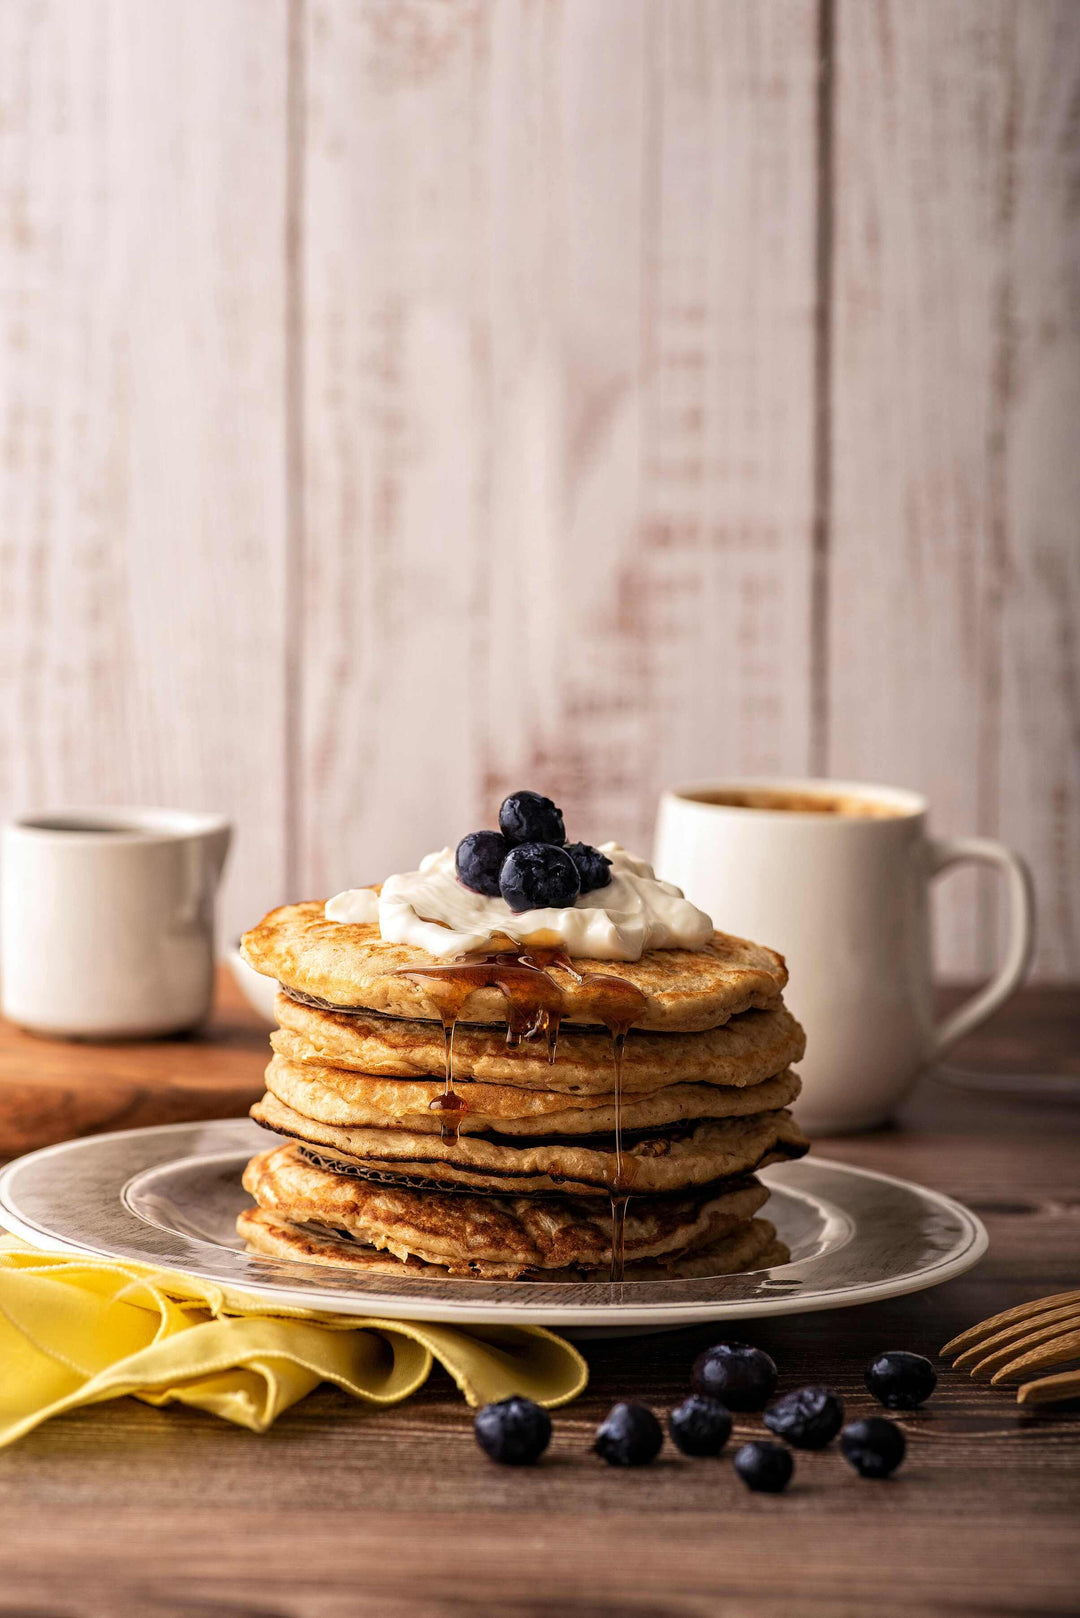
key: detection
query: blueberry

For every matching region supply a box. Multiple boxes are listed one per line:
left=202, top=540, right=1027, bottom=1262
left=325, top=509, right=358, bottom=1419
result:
left=841, top=1416, right=906, bottom=1479
left=593, top=1401, right=664, bottom=1467
left=763, top=1386, right=844, bottom=1450
left=865, top=1351, right=937, bottom=1410
left=499, top=842, right=581, bottom=912
left=667, top=1394, right=732, bottom=1457
left=499, top=791, right=566, bottom=847
left=565, top=842, right=612, bottom=894
left=456, top=830, right=512, bottom=897
left=473, top=1396, right=552, bottom=1465
left=691, top=1342, right=778, bottom=1412
left=733, top=1440, right=793, bottom=1494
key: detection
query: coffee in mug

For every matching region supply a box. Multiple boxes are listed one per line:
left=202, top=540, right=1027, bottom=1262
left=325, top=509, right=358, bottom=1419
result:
left=687, top=787, right=905, bottom=818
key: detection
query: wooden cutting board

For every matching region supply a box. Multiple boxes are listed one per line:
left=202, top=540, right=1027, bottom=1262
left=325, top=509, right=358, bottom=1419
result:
left=0, top=967, right=268, bottom=1158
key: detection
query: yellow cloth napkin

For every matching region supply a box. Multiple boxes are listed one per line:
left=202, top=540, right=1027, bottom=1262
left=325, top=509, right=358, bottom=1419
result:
left=0, top=1236, right=588, bottom=1447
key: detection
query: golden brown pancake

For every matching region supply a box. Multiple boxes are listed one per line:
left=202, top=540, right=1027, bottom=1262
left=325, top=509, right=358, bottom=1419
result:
left=238, top=1205, right=785, bottom=1280
left=251, top=1090, right=809, bottom=1197
left=237, top=1201, right=784, bottom=1280
left=272, top=994, right=805, bottom=1093
left=240, top=1142, right=771, bottom=1277
left=263, top=1052, right=802, bottom=1136
left=241, top=902, right=787, bottom=1032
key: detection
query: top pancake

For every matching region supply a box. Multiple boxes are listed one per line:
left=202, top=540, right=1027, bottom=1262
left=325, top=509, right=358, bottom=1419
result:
left=241, top=901, right=788, bottom=1033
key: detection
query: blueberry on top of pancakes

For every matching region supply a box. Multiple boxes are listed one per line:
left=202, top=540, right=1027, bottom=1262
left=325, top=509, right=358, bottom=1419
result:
left=498, top=790, right=566, bottom=847
left=455, top=829, right=511, bottom=896
left=499, top=842, right=580, bottom=912
left=565, top=841, right=612, bottom=894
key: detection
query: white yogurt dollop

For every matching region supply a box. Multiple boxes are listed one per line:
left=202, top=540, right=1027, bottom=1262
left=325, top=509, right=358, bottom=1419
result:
left=324, top=844, right=713, bottom=962
left=325, top=887, right=380, bottom=926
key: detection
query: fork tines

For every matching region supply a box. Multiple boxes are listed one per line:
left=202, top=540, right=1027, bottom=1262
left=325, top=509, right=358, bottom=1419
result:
left=941, top=1290, right=1080, bottom=1407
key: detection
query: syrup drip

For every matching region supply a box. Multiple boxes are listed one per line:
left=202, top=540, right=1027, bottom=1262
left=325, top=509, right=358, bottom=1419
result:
left=609, top=1194, right=629, bottom=1281
left=427, top=1089, right=466, bottom=1143
left=395, top=952, right=563, bottom=1143
left=429, top=1015, right=465, bottom=1142
left=580, top=1005, right=644, bottom=1281
left=392, top=946, right=646, bottom=1278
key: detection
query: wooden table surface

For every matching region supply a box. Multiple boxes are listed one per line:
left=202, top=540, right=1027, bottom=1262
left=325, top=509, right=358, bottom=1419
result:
left=0, top=973, right=1077, bottom=1618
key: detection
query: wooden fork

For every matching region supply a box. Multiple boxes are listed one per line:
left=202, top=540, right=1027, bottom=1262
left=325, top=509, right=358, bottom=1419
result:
left=942, top=1290, right=1080, bottom=1406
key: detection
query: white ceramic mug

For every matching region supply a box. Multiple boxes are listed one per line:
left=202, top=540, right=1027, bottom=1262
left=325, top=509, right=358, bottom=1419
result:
left=1, top=809, right=232, bottom=1039
left=654, top=778, right=1036, bottom=1133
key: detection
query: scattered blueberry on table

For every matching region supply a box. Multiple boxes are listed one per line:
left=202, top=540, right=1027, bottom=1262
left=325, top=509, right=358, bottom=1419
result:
left=667, top=1394, right=733, bottom=1457
left=471, top=1342, right=928, bottom=1488
left=733, top=1440, right=794, bottom=1494
left=763, top=1386, right=845, bottom=1450
left=565, top=841, right=612, bottom=895
left=473, top=1396, right=553, bottom=1466
left=498, top=790, right=566, bottom=848
left=500, top=842, right=581, bottom=912
left=691, top=1342, right=779, bottom=1412
left=593, top=1402, right=665, bottom=1467
left=455, top=829, right=512, bottom=897
left=841, top=1416, right=906, bottom=1479
left=865, top=1351, right=937, bottom=1410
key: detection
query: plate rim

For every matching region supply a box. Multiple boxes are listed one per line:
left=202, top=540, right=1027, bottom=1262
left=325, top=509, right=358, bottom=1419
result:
left=0, top=1119, right=988, bottom=1327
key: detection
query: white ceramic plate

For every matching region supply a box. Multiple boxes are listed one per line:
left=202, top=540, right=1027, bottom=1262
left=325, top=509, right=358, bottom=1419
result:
left=0, top=1119, right=986, bottom=1330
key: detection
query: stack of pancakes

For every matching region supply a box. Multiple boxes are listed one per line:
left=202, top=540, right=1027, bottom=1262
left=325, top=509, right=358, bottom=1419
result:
left=237, top=901, right=809, bottom=1280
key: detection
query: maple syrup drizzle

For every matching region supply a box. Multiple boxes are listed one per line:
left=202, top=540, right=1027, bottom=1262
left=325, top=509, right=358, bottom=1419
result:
left=391, top=945, right=647, bottom=1278
left=428, top=1014, right=466, bottom=1142
left=576, top=989, right=646, bottom=1281
left=393, top=951, right=563, bottom=1144
left=609, top=1194, right=629, bottom=1280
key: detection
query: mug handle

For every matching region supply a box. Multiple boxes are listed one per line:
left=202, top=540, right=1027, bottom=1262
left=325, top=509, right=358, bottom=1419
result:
left=927, top=835, right=1036, bottom=1057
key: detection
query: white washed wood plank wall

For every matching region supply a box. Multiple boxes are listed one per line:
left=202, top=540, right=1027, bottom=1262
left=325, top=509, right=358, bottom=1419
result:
left=829, top=0, right=1080, bottom=979
left=2, top=0, right=1077, bottom=979
left=0, top=0, right=290, bottom=945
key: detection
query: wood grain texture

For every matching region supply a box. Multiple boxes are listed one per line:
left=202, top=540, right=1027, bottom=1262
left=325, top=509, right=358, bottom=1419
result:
left=636, top=0, right=819, bottom=813
left=0, top=984, right=1076, bottom=1617
left=479, top=0, right=652, bottom=849
left=828, top=0, right=1080, bottom=979
left=996, top=3, right=1080, bottom=983
left=0, top=0, right=289, bottom=945
left=0, top=0, right=1078, bottom=980
left=299, top=0, right=496, bottom=897
left=298, top=0, right=819, bottom=890
left=0, top=968, right=266, bottom=1157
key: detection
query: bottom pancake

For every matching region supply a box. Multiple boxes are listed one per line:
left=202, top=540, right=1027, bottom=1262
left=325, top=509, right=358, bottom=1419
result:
left=241, top=1142, right=773, bottom=1278
left=238, top=1204, right=786, bottom=1282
